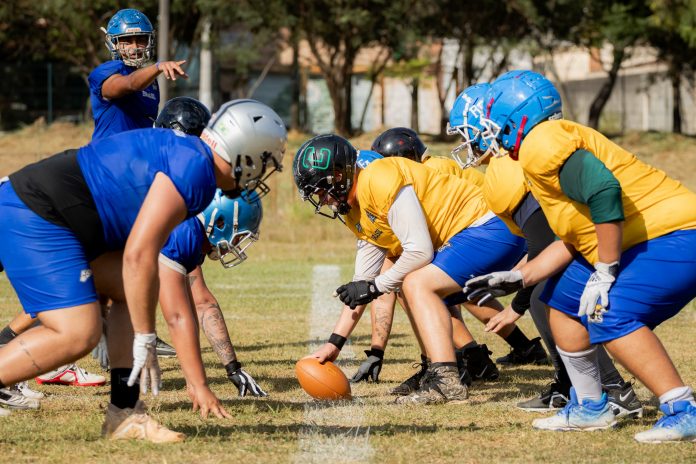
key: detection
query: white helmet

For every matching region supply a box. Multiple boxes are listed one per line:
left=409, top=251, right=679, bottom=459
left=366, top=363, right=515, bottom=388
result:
left=201, top=99, right=287, bottom=197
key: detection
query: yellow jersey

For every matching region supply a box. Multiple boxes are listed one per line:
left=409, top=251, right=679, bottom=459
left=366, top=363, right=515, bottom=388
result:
left=423, top=156, right=485, bottom=187
left=349, top=157, right=488, bottom=252
left=483, top=155, right=529, bottom=237
left=519, top=119, right=696, bottom=264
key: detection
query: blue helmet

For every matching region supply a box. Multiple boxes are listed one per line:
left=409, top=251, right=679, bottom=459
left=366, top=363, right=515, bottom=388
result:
left=103, top=9, right=155, bottom=67
left=447, top=83, right=492, bottom=168
left=481, top=70, right=562, bottom=159
left=199, top=189, right=263, bottom=268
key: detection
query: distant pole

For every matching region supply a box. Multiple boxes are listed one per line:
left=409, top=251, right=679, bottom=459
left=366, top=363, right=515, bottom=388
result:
left=199, top=18, right=213, bottom=110
left=47, top=62, right=53, bottom=124
left=157, top=0, right=170, bottom=109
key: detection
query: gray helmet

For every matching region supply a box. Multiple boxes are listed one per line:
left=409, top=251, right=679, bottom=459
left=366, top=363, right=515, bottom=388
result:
left=201, top=99, right=287, bottom=198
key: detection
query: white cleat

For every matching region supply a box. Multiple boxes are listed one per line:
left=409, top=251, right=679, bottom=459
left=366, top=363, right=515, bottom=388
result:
left=533, top=388, right=616, bottom=432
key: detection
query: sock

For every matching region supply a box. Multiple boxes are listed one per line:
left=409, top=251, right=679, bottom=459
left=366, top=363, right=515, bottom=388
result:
left=659, top=386, right=695, bottom=406
left=110, top=368, right=140, bottom=410
left=458, top=341, right=478, bottom=351
left=557, top=345, right=602, bottom=402
left=0, top=326, right=17, bottom=345
left=503, top=326, right=531, bottom=351
left=555, top=363, right=572, bottom=388
left=596, top=346, right=624, bottom=386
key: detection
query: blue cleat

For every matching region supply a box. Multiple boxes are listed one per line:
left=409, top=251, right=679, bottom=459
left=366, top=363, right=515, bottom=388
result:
left=634, top=400, right=696, bottom=443
left=532, top=387, right=617, bottom=431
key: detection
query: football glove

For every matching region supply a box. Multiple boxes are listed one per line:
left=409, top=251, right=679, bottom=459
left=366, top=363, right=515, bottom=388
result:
left=91, top=333, right=110, bottom=371
left=579, top=261, right=618, bottom=322
left=127, top=333, right=162, bottom=395
left=350, top=349, right=384, bottom=383
left=226, top=361, right=268, bottom=397
left=334, top=280, right=383, bottom=309
left=464, top=270, right=524, bottom=305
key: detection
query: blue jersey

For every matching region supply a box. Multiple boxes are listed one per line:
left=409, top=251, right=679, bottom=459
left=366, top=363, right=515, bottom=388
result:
left=89, top=60, right=159, bottom=140
left=77, top=128, right=216, bottom=250
left=161, top=218, right=207, bottom=274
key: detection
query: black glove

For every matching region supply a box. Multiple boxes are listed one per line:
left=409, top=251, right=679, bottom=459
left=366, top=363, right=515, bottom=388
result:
left=463, top=270, right=524, bottom=305
left=350, top=349, right=384, bottom=383
left=226, top=361, right=268, bottom=397
left=334, top=280, right=382, bottom=309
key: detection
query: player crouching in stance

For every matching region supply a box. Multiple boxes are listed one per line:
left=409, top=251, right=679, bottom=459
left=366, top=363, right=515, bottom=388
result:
left=0, top=99, right=286, bottom=440
left=464, top=70, right=696, bottom=442
left=293, top=135, right=526, bottom=404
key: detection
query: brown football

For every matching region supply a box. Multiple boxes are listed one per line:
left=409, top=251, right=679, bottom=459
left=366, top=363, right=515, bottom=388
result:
left=295, top=358, right=352, bottom=400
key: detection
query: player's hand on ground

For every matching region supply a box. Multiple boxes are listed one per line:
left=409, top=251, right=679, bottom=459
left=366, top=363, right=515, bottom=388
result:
left=128, top=333, right=162, bottom=395
left=91, top=333, right=110, bottom=371
left=306, top=343, right=340, bottom=364
left=157, top=60, right=188, bottom=80
left=579, top=262, right=618, bottom=321
left=334, top=280, right=382, bottom=309
left=191, top=385, right=232, bottom=419
left=464, top=270, right=524, bottom=305
left=485, top=305, right=523, bottom=334
left=350, top=349, right=383, bottom=383
left=227, top=362, right=268, bottom=397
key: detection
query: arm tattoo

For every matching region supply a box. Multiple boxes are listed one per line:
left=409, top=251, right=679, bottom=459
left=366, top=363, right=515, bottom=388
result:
left=199, top=303, right=237, bottom=365
left=373, top=306, right=394, bottom=346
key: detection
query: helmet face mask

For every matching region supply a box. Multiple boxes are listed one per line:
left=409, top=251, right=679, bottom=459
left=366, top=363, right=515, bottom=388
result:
left=201, top=99, right=287, bottom=199
left=448, top=83, right=496, bottom=168
left=103, top=9, right=155, bottom=68
left=200, top=190, right=263, bottom=268
left=293, top=135, right=357, bottom=221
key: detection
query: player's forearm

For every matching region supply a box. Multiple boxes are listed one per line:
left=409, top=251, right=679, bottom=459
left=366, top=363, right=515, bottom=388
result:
left=123, top=63, right=160, bottom=93
left=197, top=302, right=237, bottom=366
left=370, top=293, right=396, bottom=350
left=519, top=240, right=575, bottom=287
left=332, top=304, right=367, bottom=338
left=595, top=221, right=623, bottom=264
left=123, top=252, right=159, bottom=333
left=162, top=303, right=208, bottom=388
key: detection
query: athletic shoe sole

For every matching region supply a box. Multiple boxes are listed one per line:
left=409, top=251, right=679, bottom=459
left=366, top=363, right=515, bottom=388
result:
left=35, top=378, right=105, bottom=387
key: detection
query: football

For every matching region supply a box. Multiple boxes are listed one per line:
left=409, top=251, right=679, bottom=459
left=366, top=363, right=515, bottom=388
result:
left=295, top=358, right=352, bottom=400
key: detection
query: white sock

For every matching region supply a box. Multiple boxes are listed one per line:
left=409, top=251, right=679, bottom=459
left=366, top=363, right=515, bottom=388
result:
left=659, top=386, right=694, bottom=405
left=557, top=345, right=603, bottom=402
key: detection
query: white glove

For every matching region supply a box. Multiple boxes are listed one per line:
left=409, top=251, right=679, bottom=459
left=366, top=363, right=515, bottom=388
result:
left=91, top=333, right=110, bottom=371
left=464, top=270, right=524, bottom=305
left=579, top=261, right=619, bottom=321
left=127, top=333, right=161, bottom=395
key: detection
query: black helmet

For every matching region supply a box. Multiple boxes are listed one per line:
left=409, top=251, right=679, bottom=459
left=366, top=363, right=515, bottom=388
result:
left=371, top=127, right=427, bottom=161
left=293, top=134, right=357, bottom=219
left=154, top=97, right=212, bottom=136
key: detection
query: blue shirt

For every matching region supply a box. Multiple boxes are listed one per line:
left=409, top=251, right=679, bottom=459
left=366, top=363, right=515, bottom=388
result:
left=77, top=128, right=216, bottom=250
left=89, top=60, right=160, bottom=140
left=160, top=218, right=207, bottom=274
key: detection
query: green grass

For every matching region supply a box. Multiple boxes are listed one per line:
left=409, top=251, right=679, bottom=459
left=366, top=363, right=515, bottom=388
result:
left=1, top=127, right=696, bottom=462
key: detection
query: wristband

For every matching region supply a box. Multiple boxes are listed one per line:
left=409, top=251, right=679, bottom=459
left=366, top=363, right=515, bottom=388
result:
left=328, top=333, right=347, bottom=350
left=155, top=61, right=161, bottom=70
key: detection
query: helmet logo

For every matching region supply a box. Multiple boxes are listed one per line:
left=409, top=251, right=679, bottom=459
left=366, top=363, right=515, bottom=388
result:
left=301, top=146, right=331, bottom=170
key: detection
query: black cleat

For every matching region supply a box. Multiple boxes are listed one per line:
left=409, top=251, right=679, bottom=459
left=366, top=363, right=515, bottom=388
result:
left=155, top=337, right=177, bottom=358
left=496, top=337, right=549, bottom=366
left=455, top=349, right=473, bottom=387
left=390, top=355, right=429, bottom=396
left=517, top=379, right=571, bottom=411
left=457, top=344, right=499, bottom=381
left=605, top=380, right=643, bottom=419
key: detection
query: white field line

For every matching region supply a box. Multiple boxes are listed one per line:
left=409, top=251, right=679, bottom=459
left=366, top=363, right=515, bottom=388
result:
left=293, top=264, right=374, bottom=464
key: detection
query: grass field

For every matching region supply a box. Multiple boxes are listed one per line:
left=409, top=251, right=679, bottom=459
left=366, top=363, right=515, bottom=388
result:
left=1, top=124, right=696, bottom=463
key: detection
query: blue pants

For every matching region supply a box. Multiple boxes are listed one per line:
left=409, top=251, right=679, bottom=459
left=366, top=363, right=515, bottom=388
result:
left=541, top=230, right=696, bottom=343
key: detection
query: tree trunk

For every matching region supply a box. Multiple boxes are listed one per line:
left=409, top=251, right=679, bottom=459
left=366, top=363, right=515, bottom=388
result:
left=410, top=77, right=419, bottom=132
left=670, top=61, right=682, bottom=134
left=290, top=31, right=301, bottom=131
left=588, top=47, right=625, bottom=130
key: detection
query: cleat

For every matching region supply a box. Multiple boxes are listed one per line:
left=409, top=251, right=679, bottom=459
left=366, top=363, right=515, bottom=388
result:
left=496, top=337, right=549, bottom=366
left=517, top=379, right=570, bottom=412
left=395, top=365, right=469, bottom=405
left=390, top=356, right=429, bottom=396
left=36, top=364, right=106, bottom=387
left=634, top=400, right=696, bottom=443
left=0, top=387, right=40, bottom=410
left=454, top=348, right=473, bottom=387
left=102, top=401, right=185, bottom=443
left=605, top=380, right=643, bottom=419
left=155, top=337, right=177, bottom=358
left=532, top=387, right=616, bottom=431
left=457, top=344, right=499, bottom=381
left=12, top=381, right=45, bottom=400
